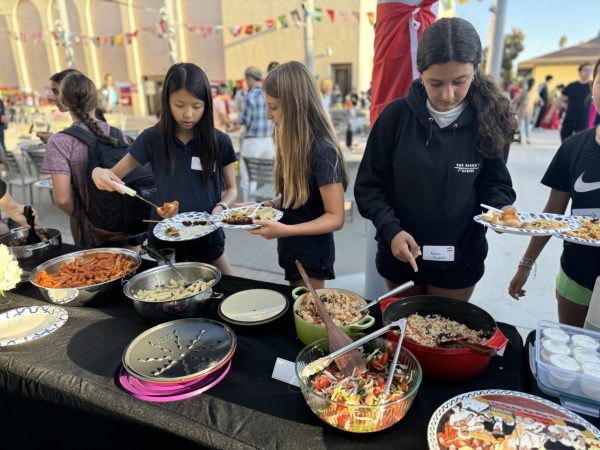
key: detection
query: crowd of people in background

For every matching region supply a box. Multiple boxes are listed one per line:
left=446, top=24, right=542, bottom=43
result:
left=508, top=62, right=600, bottom=144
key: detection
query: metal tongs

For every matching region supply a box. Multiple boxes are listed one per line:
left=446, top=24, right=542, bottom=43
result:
left=301, top=318, right=407, bottom=378
left=357, top=281, right=414, bottom=313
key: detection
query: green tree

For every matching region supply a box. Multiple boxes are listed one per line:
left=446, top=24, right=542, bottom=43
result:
left=559, top=35, right=568, bottom=48
left=501, top=28, right=525, bottom=85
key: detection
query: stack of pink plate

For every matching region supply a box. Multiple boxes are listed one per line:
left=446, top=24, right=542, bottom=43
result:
left=119, top=318, right=236, bottom=402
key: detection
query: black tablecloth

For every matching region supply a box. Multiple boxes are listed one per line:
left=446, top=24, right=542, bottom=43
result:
left=0, top=245, right=526, bottom=449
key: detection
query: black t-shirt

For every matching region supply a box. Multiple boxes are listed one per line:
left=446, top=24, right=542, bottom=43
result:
left=541, top=128, right=600, bottom=290
left=562, top=81, right=592, bottom=123
left=277, top=140, right=345, bottom=269
left=129, top=127, right=237, bottom=244
left=0, top=178, right=6, bottom=197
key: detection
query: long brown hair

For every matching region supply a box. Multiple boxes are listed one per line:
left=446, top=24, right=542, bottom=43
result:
left=61, top=73, right=116, bottom=145
left=417, top=18, right=517, bottom=158
left=263, top=61, right=348, bottom=209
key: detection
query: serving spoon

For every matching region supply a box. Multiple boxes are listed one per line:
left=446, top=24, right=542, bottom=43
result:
left=437, top=337, right=497, bottom=357
left=24, top=205, right=40, bottom=245
left=295, top=260, right=366, bottom=377
left=142, top=244, right=195, bottom=288
left=301, top=319, right=405, bottom=378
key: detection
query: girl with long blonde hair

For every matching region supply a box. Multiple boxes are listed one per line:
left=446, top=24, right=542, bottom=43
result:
left=248, top=61, right=348, bottom=287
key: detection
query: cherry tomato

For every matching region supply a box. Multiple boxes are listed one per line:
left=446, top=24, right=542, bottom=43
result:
left=370, top=352, right=389, bottom=371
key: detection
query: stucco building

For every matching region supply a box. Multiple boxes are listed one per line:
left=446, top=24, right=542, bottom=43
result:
left=517, top=35, right=600, bottom=87
left=0, top=0, right=376, bottom=115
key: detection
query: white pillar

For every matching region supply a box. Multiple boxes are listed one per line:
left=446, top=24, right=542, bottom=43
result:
left=304, top=0, right=315, bottom=73
left=364, top=222, right=387, bottom=300
left=56, top=0, right=75, bottom=68
left=488, top=0, right=508, bottom=82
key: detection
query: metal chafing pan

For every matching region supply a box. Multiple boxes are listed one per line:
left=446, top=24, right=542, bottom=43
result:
left=123, top=262, right=222, bottom=322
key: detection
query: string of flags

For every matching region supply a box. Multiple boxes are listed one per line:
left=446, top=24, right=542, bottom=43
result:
left=5, top=6, right=376, bottom=46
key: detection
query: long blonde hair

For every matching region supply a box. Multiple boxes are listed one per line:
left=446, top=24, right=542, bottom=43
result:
left=264, top=61, right=348, bottom=209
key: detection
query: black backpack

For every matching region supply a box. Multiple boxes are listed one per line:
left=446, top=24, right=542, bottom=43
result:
left=61, top=126, right=156, bottom=235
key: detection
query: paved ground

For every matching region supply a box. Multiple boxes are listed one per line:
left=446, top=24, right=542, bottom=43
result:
left=1, top=127, right=566, bottom=338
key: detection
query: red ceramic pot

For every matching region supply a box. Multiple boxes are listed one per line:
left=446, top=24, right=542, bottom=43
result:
left=382, top=295, right=508, bottom=381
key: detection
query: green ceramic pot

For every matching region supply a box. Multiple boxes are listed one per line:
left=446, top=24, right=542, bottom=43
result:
left=292, top=287, right=376, bottom=346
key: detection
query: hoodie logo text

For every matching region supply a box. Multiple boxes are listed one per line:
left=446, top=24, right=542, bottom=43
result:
left=454, top=163, right=480, bottom=174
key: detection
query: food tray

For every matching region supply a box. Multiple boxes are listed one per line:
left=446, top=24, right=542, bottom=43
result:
left=530, top=320, right=600, bottom=417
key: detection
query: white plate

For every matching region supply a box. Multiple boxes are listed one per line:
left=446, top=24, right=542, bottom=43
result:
left=153, top=211, right=219, bottom=242
left=218, top=289, right=288, bottom=325
left=0, top=305, right=68, bottom=346
left=473, top=212, right=579, bottom=236
left=214, top=205, right=284, bottom=229
left=427, top=389, right=600, bottom=449
left=554, top=220, right=600, bottom=247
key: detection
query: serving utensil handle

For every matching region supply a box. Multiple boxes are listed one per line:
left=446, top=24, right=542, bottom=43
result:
left=358, top=281, right=414, bottom=313
left=382, top=319, right=407, bottom=400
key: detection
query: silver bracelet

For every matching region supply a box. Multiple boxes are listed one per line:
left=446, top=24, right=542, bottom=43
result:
left=216, top=201, right=228, bottom=210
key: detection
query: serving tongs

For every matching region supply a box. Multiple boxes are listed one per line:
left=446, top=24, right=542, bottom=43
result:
left=24, top=205, right=40, bottom=245
left=142, top=244, right=196, bottom=289
left=357, top=281, right=414, bottom=313
left=301, top=319, right=407, bottom=378
left=295, top=260, right=366, bottom=377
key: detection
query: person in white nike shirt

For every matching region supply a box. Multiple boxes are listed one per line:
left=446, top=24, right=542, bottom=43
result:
left=509, top=57, right=600, bottom=326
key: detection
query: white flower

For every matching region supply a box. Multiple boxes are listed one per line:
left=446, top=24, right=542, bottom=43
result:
left=0, top=244, right=22, bottom=296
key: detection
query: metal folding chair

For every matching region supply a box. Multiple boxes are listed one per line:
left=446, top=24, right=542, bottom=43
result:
left=3, top=151, right=37, bottom=204
left=243, top=157, right=275, bottom=202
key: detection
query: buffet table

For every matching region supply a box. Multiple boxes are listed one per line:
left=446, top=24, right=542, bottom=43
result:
left=0, top=245, right=528, bottom=449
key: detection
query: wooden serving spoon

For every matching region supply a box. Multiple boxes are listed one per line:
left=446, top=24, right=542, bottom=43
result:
left=295, top=260, right=366, bottom=377
left=437, top=338, right=497, bottom=357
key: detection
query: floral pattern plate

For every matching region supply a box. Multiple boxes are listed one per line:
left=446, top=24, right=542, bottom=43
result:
left=214, top=205, right=284, bottom=230
left=428, top=389, right=600, bottom=449
left=153, top=211, right=219, bottom=242
left=0, top=305, right=69, bottom=346
left=473, top=212, right=580, bottom=236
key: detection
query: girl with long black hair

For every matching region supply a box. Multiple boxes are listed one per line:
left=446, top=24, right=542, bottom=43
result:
left=92, top=63, right=237, bottom=272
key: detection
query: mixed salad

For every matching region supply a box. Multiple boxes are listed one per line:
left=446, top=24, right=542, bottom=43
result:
left=307, top=349, right=414, bottom=432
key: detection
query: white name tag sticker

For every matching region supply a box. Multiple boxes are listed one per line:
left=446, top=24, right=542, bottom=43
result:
left=191, top=156, right=203, bottom=171
left=272, top=357, right=300, bottom=386
left=422, top=246, right=455, bottom=262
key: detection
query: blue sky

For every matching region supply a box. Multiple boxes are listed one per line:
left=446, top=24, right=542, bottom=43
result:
left=449, top=0, right=600, bottom=64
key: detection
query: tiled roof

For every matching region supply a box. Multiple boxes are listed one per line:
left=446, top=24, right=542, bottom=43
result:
left=519, top=36, right=600, bottom=68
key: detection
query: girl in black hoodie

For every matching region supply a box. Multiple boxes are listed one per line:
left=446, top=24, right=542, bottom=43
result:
left=355, top=18, right=517, bottom=301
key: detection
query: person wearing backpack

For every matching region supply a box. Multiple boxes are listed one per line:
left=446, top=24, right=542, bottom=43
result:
left=509, top=57, right=600, bottom=327
left=92, top=63, right=237, bottom=274
left=42, top=72, right=148, bottom=248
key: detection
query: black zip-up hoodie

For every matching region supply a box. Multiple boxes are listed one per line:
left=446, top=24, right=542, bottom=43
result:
left=355, top=80, right=516, bottom=270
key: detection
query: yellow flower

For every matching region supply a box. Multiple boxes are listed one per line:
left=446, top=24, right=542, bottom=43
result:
left=0, top=244, right=22, bottom=296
